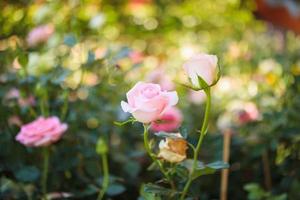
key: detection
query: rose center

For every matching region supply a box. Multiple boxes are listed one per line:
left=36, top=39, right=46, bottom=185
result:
left=142, top=87, right=159, bottom=98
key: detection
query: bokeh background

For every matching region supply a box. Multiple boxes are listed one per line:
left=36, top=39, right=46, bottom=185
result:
left=1, top=0, right=300, bottom=199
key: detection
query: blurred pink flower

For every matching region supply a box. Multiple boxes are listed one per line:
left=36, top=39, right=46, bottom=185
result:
left=5, top=88, right=35, bottom=107
left=16, top=116, right=68, bottom=147
left=5, top=88, right=20, bottom=99
left=129, top=51, right=144, bottom=64
left=237, top=102, right=259, bottom=124
left=128, top=0, right=152, bottom=10
left=121, top=82, right=178, bottom=123
left=150, top=107, right=182, bottom=132
left=27, top=24, right=54, bottom=47
left=147, top=68, right=175, bottom=91
left=188, top=90, right=206, bottom=105
left=18, top=95, right=36, bottom=107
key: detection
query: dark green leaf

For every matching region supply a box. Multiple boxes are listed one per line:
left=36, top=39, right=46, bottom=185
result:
left=107, top=184, right=126, bottom=196
left=180, top=159, right=229, bottom=180
left=15, top=166, right=40, bottom=182
left=179, top=126, right=189, bottom=139
left=143, top=183, right=176, bottom=196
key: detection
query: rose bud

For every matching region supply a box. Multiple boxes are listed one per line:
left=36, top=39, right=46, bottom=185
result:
left=158, top=133, right=188, bottom=163
left=183, top=53, right=218, bottom=87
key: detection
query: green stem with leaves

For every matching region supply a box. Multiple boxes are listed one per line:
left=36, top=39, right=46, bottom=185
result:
left=97, top=153, right=109, bottom=200
left=42, top=147, right=49, bottom=200
left=180, top=88, right=211, bottom=200
left=143, top=124, right=176, bottom=190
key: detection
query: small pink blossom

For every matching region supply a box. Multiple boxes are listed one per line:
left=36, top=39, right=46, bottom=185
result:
left=16, top=116, right=68, bottom=147
left=151, top=107, right=182, bottom=132
left=121, top=82, right=178, bottom=123
left=27, top=24, right=54, bottom=47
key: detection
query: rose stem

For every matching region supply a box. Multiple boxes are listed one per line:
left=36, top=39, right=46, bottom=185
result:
left=143, top=124, right=176, bottom=190
left=220, top=129, right=232, bottom=200
left=97, top=152, right=109, bottom=200
left=180, top=88, right=211, bottom=200
left=42, top=147, right=49, bottom=200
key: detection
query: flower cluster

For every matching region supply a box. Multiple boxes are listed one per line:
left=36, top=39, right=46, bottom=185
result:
left=121, top=53, right=219, bottom=164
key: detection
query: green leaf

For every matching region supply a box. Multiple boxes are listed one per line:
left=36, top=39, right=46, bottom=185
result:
left=143, top=183, right=176, bottom=196
left=64, top=34, right=77, bottom=47
left=180, top=159, right=229, bottom=180
left=74, top=184, right=98, bottom=197
left=174, top=165, right=189, bottom=180
left=124, top=160, right=141, bottom=178
left=140, top=184, right=162, bottom=200
left=206, top=161, right=230, bottom=170
left=15, top=166, right=40, bottom=182
left=107, top=184, right=126, bottom=196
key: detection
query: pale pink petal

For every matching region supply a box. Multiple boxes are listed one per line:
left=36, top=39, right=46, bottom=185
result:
left=121, top=101, right=132, bottom=112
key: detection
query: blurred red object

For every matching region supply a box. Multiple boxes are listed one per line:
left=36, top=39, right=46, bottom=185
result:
left=255, top=0, right=300, bottom=34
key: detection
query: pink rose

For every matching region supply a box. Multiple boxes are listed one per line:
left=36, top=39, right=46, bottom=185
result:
left=183, top=53, right=218, bottom=87
left=27, top=24, right=54, bottom=47
left=150, top=107, right=182, bottom=132
left=16, top=116, right=68, bottom=147
left=121, top=82, right=178, bottom=123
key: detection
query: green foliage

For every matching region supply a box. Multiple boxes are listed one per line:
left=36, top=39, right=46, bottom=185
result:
left=244, top=183, right=287, bottom=200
